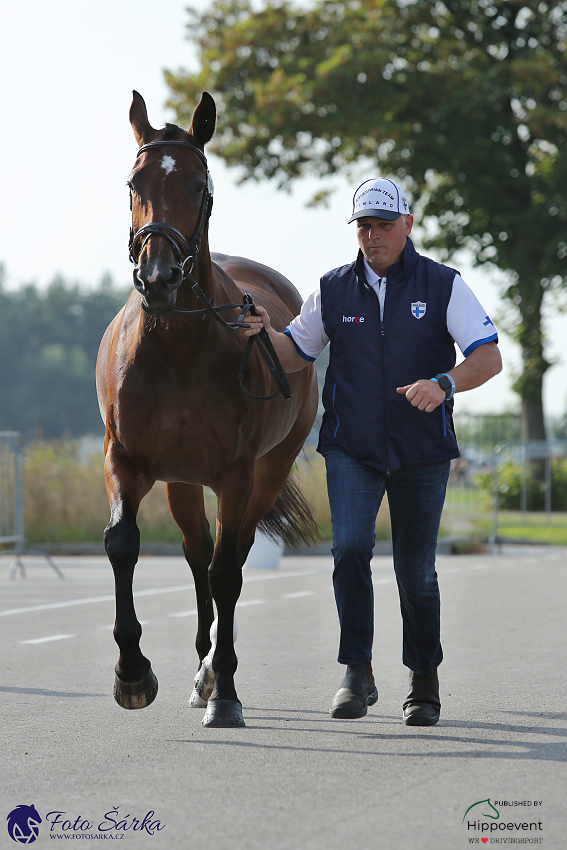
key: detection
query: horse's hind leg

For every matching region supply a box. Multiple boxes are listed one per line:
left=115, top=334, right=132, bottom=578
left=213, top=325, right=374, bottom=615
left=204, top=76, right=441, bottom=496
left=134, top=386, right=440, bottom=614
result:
left=104, top=444, right=157, bottom=710
left=166, top=483, right=215, bottom=705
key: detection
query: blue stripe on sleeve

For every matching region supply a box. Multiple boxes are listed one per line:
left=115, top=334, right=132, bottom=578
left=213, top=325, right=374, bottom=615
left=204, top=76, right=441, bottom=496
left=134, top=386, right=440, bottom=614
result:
left=283, top=328, right=317, bottom=362
left=463, top=333, right=499, bottom=358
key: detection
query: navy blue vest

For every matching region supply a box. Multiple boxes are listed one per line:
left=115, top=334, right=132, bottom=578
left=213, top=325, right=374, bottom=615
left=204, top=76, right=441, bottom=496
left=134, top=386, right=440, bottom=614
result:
left=317, top=238, right=460, bottom=473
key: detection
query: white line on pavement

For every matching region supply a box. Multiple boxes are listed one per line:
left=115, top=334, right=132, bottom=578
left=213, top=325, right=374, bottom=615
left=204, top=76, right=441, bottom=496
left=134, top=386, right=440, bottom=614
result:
left=19, top=634, right=75, bottom=645
left=281, top=591, right=315, bottom=599
left=169, top=609, right=198, bottom=618
left=0, top=583, right=194, bottom=618
left=0, top=568, right=330, bottom=618
left=243, top=567, right=330, bottom=582
left=236, top=599, right=266, bottom=608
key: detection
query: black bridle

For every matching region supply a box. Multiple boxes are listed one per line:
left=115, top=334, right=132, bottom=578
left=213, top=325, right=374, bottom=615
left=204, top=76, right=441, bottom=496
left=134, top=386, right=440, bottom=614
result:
left=128, top=139, right=213, bottom=274
left=128, top=139, right=292, bottom=402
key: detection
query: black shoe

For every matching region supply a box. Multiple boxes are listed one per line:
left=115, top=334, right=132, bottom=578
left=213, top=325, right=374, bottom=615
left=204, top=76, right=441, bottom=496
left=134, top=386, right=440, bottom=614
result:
left=330, top=664, right=378, bottom=719
left=403, top=669, right=441, bottom=726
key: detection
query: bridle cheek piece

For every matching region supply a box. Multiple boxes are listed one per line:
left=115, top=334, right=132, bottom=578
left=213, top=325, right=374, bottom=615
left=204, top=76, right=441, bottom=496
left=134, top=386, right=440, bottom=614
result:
left=127, top=139, right=292, bottom=403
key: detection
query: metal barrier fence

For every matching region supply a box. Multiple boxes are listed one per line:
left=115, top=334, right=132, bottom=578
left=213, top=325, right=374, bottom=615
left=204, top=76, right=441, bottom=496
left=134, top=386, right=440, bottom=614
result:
left=490, top=440, right=567, bottom=546
left=443, top=413, right=520, bottom=540
left=0, top=432, right=25, bottom=558
left=0, top=432, right=63, bottom=578
left=445, top=415, right=567, bottom=547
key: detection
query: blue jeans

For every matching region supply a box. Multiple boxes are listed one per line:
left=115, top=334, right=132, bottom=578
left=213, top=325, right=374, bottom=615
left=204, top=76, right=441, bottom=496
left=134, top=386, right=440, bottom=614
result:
left=325, top=450, right=450, bottom=675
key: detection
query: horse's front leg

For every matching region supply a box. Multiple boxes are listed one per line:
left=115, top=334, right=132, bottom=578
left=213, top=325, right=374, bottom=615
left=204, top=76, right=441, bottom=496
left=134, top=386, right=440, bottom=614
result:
left=202, top=460, right=254, bottom=728
left=104, top=443, right=156, bottom=710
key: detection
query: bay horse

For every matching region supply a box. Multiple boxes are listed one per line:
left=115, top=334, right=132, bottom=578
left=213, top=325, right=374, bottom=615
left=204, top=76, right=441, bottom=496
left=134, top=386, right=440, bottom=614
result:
left=96, top=91, right=318, bottom=727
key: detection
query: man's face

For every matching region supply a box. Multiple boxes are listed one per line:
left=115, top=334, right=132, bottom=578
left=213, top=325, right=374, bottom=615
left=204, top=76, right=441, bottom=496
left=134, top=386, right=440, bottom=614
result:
left=356, top=214, right=414, bottom=275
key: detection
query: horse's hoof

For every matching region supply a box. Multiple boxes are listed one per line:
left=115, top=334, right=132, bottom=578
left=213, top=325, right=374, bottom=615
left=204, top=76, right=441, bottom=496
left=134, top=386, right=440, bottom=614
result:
left=189, top=689, right=208, bottom=708
left=113, top=667, right=158, bottom=710
left=202, top=699, right=245, bottom=728
left=189, top=661, right=215, bottom=707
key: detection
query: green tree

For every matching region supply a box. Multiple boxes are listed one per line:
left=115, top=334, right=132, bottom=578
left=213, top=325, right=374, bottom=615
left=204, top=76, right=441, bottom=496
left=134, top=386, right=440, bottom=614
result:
left=166, top=0, right=567, bottom=439
left=0, top=270, right=129, bottom=439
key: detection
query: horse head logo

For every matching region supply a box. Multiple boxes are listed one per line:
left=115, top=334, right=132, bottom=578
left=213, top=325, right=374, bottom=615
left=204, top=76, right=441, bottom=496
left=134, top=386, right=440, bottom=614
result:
left=6, top=805, right=42, bottom=844
left=462, top=798, right=500, bottom=823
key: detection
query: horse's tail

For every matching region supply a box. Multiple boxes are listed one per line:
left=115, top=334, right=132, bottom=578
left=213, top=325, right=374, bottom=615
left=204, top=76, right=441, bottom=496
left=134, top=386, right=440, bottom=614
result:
left=258, top=473, right=319, bottom=550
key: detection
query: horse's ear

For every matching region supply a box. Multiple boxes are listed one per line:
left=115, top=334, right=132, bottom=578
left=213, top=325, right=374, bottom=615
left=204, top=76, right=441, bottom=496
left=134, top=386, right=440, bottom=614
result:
left=189, top=92, right=216, bottom=147
left=129, top=91, right=155, bottom=145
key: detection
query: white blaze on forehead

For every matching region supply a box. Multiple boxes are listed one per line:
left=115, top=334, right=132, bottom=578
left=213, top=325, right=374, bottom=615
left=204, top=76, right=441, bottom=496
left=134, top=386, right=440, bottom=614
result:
left=160, top=154, right=176, bottom=175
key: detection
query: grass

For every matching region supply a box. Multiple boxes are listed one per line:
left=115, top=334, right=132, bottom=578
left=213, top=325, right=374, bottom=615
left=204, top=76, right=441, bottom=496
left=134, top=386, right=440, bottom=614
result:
left=19, top=441, right=567, bottom=548
left=496, top=526, right=567, bottom=545
left=24, top=442, right=184, bottom=544
left=295, top=450, right=392, bottom=543
left=495, top=511, right=567, bottom=545
left=21, top=441, right=394, bottom=546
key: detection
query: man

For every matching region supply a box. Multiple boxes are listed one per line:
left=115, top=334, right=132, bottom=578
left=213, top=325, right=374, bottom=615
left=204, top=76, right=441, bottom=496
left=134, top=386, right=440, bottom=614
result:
left=244, top=178, right=501, bottom=725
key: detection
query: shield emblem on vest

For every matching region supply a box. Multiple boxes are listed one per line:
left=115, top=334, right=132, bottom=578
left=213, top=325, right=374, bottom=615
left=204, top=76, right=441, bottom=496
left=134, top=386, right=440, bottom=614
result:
left=411, top=301, right=426, bottom=319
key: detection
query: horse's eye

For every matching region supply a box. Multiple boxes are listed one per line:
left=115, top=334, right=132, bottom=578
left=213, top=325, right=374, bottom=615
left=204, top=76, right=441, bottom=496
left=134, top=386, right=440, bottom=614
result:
left=195, top=184, right=205, bottom=195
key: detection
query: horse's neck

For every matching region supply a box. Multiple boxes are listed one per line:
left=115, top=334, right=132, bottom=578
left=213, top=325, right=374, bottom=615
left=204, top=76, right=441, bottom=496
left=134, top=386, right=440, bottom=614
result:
left=175, top=240, right=236, bottom=310
left=192, top=244, right=240, bottom=306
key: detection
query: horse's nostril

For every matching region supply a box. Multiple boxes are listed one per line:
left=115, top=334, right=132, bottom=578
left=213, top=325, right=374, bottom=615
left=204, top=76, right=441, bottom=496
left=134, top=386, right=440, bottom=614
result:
left=133, top=268, right=147, bottom=293
left=167, top=266, right=183, bottom=290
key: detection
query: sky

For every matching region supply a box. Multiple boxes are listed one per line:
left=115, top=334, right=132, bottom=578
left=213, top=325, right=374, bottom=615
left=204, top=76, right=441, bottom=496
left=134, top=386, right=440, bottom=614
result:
left=2, top=0, right=567, bottom=419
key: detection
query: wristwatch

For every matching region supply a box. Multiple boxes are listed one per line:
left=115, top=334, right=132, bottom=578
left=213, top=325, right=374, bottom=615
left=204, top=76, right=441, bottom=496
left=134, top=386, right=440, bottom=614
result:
left=432, top=373, right=455, bottom=400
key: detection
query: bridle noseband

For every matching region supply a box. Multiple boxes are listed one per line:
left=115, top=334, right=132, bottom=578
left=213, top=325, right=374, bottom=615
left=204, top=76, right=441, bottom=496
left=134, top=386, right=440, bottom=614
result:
left=127, top=138, right=292, bottom=402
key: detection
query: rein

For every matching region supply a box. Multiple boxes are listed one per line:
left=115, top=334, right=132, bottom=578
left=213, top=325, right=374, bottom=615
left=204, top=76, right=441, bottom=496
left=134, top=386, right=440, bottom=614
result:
left=128, top=139, right=292, bottom=402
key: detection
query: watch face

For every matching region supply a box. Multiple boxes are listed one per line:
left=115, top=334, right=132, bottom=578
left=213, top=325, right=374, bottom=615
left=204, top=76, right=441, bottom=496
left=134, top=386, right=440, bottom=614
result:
left=437, top=375, right=451, bottom=392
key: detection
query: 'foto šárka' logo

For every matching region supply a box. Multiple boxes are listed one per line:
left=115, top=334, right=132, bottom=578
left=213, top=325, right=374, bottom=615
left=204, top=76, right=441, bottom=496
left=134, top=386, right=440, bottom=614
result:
left=7, top=805, right=164, bottom=841
left=6, top=805, right=42, bottom=844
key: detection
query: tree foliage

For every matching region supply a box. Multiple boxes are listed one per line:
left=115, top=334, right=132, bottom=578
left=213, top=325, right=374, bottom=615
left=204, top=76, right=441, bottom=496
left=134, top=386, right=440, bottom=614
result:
left=0, top=268, right=129, bottom=439
left=166, top=0, right=567, bottom=438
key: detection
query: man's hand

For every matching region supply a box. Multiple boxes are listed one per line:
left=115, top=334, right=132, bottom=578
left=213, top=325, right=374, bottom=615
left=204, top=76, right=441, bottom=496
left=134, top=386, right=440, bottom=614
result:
left=396, top=380, right=445, bottom=412
left=241, top=304, right=308, bottom=373
left=396, top=342, right=502, bottom=412
left=242, top=304, right=271, bottom=337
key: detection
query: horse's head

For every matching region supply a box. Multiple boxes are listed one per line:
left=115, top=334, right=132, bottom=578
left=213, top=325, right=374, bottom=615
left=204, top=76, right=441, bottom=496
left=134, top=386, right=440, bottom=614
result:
left=128, top=91, right=216, bottom=314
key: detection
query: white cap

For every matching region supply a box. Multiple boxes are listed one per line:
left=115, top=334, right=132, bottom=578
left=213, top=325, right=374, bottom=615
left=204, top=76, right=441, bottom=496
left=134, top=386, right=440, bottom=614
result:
left=348, top=178, right=410, bottom=223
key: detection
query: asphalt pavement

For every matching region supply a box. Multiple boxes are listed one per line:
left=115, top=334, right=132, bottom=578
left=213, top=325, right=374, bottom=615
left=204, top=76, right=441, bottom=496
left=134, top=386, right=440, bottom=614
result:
left=1, top=548, right=565, bottom=849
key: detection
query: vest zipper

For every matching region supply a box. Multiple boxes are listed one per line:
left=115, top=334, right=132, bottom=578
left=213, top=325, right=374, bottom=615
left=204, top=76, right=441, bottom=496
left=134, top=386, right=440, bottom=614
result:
left=331, top=382, right=340, bottom=438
